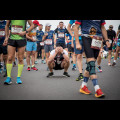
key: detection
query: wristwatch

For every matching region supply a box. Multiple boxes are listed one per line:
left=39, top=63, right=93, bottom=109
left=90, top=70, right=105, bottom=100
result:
left=26, top=30, right=29, bottom=33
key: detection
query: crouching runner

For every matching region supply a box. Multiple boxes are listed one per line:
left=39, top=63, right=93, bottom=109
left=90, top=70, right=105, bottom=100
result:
left=47, top=46, right=70, bottom=77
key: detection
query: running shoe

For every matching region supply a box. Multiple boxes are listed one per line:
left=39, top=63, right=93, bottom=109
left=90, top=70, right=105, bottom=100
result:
left=80, top=85, right=91, bottom=95
left=16, top=77, right=22, bottom=84
left=72, top=66, right=77, bottom=71
left=35, top=61, right=38, bottom=64
left=96, top=66, right=102, bottom=72
left=27, top=67, right=31, bottom=71
left=95, top=89, right=105, bottom=98
left=4, top=77, right=12, bottom=85
left=76, top=74, right=84, bottom=81
left=31, top=66, right=38, bottom=71
left=112, top=62, right=116, bottom=66
left=63, top=72, right=70, bottom=77
left=47, top=72, right=54, bottom=77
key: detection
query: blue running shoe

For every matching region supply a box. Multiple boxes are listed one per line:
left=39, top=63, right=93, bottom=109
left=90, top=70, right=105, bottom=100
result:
left=4, top=77, right=12, bottom=85
left=16, top=77, right=22, bottom=84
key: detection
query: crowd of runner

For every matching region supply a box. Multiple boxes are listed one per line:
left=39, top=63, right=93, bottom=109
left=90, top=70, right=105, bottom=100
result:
left=0, top=20, right=120, bottom=98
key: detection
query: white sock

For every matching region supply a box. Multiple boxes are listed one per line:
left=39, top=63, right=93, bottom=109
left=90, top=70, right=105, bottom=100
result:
left=81, top=82, right=87, bottom=88
left=94, top=85, right=100, bottom=92
left=114, top=60, right=116, bottom=63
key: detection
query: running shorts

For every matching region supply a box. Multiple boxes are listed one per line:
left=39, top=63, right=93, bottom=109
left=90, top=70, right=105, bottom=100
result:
left=82, top=36, right=100, bottom=59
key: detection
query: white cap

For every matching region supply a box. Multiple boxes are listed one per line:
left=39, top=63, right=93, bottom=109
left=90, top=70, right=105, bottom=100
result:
left=45, top=23, right=51, bottom=27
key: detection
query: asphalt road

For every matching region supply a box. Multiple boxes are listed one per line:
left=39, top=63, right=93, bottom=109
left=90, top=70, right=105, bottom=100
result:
left=0, top=58, right=120, bottom=100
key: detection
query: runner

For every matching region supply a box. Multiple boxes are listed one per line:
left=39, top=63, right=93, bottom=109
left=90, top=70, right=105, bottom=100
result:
left=26, top=20, right=40, bottom=71
left=67, top=20, right=84, bottom=81
left=54, top=21, right=69, bottom=50
left=0, top=20, right=7, bottom=77
left=3, top=20, right=34, bottom=85
left=47, top=46, right=70, bottom=77
left=74, top=20, right=111, bottom=98
left=107, top=25, right=116, bottom=66
left=42, top=23, right=55, bottom=70
left=112, top=25, right=120, bottom=66
left=36, top=24, right=45, bottom=64
left=66, top=29, right=76, bottom=70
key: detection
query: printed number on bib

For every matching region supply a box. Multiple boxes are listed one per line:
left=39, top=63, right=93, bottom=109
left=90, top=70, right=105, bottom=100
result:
left=0, top=29, right=5, bottom=37
left=45, top=39, right=52, bottom=45
left=58, top=33, right=64, bottom=38
left=11, top=25, right=23, bottom=34
left=40, top=42, right=44, bottom=46
left=91, top=36, right=102, bottom=50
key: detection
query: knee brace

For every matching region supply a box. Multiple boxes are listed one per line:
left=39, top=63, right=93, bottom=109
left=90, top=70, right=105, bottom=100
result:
left=87, top=61, right=96, bottom=75
left=89, top=61, right=96, bottom=75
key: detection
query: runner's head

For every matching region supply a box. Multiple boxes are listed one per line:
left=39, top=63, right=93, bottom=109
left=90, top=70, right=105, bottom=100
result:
left=109, top=25, right=113, bottom=30
left=39, top=24, right=43, bottom=30
left=45, top=23, right=51, bottom=31
left=59, top=21, right=64, bottom=29
left=33, top=20, right=40, bottom=28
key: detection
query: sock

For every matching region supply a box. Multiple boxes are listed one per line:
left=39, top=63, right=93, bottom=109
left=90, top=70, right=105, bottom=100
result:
left=27, top=65, right=30, bottom=68
left=81, top=77, right=89, bottom=88
left=32, top=65, right=35, bottom=67
left=80, top=73, right=83, bottom=75
left=6, top=64, right=13, bottom=78
left=17, top=64, right=24, bottom=77
left=114, top=60, right=116, bottom=63
left=92, top=79, right=100, bottom=92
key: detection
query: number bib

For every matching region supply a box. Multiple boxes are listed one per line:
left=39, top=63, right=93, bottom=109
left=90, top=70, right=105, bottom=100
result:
left=40, top=42, right=44, bottom=46
left=11, top=25, right=23, bottom=34
left=45, top=39, right=52, bottom=45
left=58, top=33, right=64, bottom=38
left=91, top=36, right=102, bottom=50
left=109, top=39, right=112, bottom=44
left=0, top=29, right=5, bottom=37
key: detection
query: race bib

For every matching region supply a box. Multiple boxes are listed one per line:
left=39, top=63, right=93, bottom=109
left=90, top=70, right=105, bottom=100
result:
left=11, top=25, right=23, bottom=34
left=0, top=29, right=5, bottom=37
left=58, top=33, right=64, bottom=38
left=91, top=36, right=102, bottom=50
left=109, top=39, right=112, bottom=44
left=40, top=42, right=44, bottom=46
left=45, top=39, right=52, bottom=45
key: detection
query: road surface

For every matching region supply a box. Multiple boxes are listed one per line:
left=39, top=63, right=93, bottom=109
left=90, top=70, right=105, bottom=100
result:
left=0, top=58, right=120, bottom=100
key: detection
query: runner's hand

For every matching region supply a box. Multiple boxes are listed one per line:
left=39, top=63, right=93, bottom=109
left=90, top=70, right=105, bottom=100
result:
left=3, top=38, right=8, bottom=46
left=76, top=43, right=82, bottom=50
left=55, top=47, right=59, bottom=54
left=18, top=31, right=26, bottom=36
left=59, top=47, right=63, bottom=53
left=71, top=43, right=74, bottom=48
left=106, top=40, right=111, bottom=48
left=31, top=38, right=36, bottom=42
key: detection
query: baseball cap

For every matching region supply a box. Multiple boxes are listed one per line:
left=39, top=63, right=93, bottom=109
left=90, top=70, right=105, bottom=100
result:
left=45, top=23, right=51, bottom=27
left=33, top=20, right=40, bottom=26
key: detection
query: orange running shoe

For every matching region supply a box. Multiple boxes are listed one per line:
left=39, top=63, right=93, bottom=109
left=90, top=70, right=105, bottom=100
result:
left=95, top=89, right=105, bottom=98
left=80, top=85, right=91, bottom=95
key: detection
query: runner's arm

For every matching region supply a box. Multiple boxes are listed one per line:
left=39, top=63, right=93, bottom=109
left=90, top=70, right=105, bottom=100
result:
left=67, top=23, right=74, bottom=37
left=47, top=51, right=57, bottom=63
left=5, top=20, right=11, bottom=40
left=101, top=25, right=108, bottom=41
left=62, top=50, right=69, bottom=62
left=26, top=20, right=34, bottom=32
left=74, top=23, right=80, bottom=45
